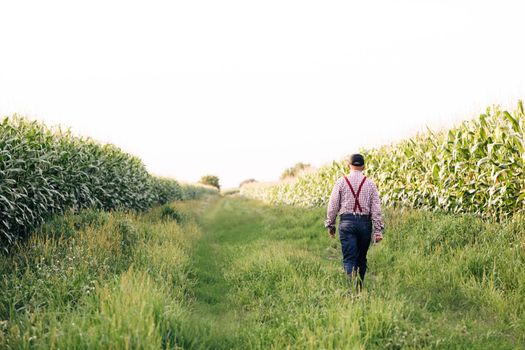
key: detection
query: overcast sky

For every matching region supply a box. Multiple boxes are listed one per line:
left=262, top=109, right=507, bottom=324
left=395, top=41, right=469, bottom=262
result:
left=1, top=0, right=524, bottom=188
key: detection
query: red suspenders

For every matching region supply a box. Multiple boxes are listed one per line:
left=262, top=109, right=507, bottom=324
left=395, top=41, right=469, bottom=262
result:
left=343, top=175, right=367, bottom=213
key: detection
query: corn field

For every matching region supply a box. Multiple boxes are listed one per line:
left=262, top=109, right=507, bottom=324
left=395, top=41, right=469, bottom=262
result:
left=0, top=116, right=217, bottom=247
left=241, top=102, right=525, bottom=218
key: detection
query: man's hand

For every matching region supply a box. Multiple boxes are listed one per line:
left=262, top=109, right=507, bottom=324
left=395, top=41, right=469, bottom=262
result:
left=373, top=232, right=383, bottom=243
left=328, top=227, right=336, bottom=238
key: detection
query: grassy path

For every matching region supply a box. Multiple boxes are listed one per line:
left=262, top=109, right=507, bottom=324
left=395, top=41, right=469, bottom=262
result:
left=186, top=197, right=272, bottom=347
left=1, top=195, right=524, bottom=349
left=182, top=196, right=524, bottom=349
left=191, top=197, right=262, bottom=312
left=179, top=196, right=340, bottom=348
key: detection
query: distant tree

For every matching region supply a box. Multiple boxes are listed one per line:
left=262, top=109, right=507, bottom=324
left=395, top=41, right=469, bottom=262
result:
left=200, top=175, right=220, bottom=190
left=280, top=162, right=310, bottom=180
left=239, top=178, right=257, bottom=188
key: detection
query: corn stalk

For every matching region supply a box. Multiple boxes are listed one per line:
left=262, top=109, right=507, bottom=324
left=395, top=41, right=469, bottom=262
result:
left=241, top=102, right=525, bottom=219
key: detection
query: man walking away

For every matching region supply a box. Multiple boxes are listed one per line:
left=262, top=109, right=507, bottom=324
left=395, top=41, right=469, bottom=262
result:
left=324, top=153, right=384, bottom=292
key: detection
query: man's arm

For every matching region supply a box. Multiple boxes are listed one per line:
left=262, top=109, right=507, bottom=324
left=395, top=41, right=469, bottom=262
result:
left=370, top=181, right=385, bottom=236
left=324, top=179, right=341, bottom=231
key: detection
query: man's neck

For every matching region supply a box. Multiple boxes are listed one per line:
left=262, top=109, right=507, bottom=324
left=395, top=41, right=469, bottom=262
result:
left=350, top=169, right=363, bottom=173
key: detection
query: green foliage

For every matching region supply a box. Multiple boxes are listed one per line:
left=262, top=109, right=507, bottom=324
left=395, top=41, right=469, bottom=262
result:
left=180, top=183, right=218, bottom=200
left=199, top=174, right=220, bottom=190
left=39, top=209, right=110, bottom=240
left=0, top=200, right=202, bottom=349
left=280, top=162, right=310, bottom=180
left=0, top=116, right=217, bottom=247
left=242, top=102, right=525, bottom=218
left=1, top=197, right=524, bottom=348
left=160, top=204, right=184, bottom=223
left=150, top=177, right=183, bottom=205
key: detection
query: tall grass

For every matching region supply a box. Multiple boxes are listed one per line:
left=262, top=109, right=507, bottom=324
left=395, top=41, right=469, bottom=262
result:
left=241, top=102, right=525, bottom=218
left=0, top=116, right=217, bottom=247
left=1, top=196, right=523, bottom=348
left=0, top=199, right=206, bottom=349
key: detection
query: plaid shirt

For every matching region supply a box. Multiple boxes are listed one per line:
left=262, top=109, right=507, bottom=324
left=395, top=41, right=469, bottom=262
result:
left=324, top=170, right=384, bottom=234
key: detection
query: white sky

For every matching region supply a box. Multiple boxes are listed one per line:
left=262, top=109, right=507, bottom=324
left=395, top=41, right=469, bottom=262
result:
left=1, top=0, right=524, bottom=188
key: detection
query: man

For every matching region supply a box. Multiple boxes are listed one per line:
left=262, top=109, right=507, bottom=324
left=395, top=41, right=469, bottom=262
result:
left=324, top=153, right=384, bottom=292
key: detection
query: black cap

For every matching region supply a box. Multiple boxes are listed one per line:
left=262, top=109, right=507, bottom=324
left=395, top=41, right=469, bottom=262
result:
left=350, top=154, right=364, bottom=166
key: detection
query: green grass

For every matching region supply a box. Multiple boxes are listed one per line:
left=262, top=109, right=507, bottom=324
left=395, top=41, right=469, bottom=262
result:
left=2, top=196, right=524, bottom=349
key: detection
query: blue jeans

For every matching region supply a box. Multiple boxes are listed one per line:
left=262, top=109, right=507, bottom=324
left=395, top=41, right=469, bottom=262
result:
left=339, top=215, right=372, bottom=288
